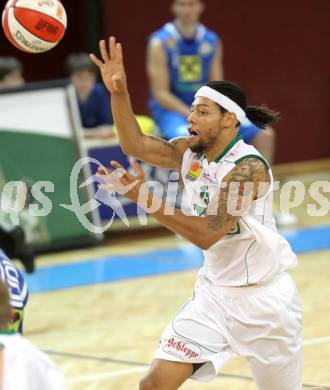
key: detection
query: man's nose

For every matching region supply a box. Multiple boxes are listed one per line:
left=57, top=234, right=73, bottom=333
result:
left=187, top=111, right=195, bottom=122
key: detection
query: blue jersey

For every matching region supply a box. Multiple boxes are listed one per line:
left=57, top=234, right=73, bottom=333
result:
left=0, top=249, right=28, bottom=333
left=79, top=83, right=113, bottom=129
left=149, top=22, right=219, bottom=108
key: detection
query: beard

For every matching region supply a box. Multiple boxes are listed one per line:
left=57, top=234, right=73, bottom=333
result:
left=188, top=137, right=207, bottom=153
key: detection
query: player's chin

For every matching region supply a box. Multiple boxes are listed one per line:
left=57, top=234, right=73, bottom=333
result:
left=188, top=137, right=203, bottom=153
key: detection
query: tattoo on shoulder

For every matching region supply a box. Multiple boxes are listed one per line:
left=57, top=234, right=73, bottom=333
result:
left=205, top=158, right=268, bottom=231
left=228, top=158, right=266, bottom=182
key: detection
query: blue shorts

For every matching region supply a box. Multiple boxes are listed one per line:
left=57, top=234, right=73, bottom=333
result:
left=150, top=103, right=261, bottom=143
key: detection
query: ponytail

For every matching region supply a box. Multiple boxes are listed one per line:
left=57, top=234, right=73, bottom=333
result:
left=205, top=81, right=280, bottom=129
left=245, top=105, right=280, bottom=129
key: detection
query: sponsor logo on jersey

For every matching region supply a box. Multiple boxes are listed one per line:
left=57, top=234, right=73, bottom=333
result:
left=186, top=161, right=202, bottom=181
left=166, top=37, right=176, bottom=49
left=179, top=55, right=202, bottom=82
left=225, top=150, right=239, bottom=159
left=163, top=335, right=201, bottom=359
left=199, top=41, right=213, bottom=56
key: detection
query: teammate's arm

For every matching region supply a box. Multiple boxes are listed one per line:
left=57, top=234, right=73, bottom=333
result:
left=100, top=158, right=268, bottom=250
left=90, top=37, right=188, bottom=170
left=147, top=38, right=191, bottom=117
left=209, top=42, right=224, bottom=81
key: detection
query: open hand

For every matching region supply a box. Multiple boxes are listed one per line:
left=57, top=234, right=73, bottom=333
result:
left=96, top=159, right=146, bottom=203
left=90, top=36, right=127, bottom=95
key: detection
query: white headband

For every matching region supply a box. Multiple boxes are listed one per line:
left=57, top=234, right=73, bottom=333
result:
left=195, top=86, right=246, bottom=123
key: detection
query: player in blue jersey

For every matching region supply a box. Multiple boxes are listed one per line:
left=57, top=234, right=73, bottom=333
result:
left=147, top=0, right=275, bottom=163
left=0, top=249, right=28, bottom=334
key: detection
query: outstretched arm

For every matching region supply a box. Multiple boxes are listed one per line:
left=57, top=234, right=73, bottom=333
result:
left=98, top=158, right=269, bottom=249
left=90, top=37, right=188, bottom=169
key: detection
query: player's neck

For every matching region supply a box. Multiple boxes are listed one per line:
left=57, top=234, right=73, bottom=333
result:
left=174, top=20, right=199, bottom=39
left=205, top=133, right=239, bottom=163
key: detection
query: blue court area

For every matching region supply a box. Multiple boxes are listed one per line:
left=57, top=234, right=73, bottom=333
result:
left=26, top=225, right=330, bottom=293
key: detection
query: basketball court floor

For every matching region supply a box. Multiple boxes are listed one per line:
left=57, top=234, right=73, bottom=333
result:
left=21, top=163, right=330, bottom=390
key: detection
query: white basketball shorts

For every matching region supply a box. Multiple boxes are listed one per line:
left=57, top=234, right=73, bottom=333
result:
left=155, top=272, right=303, bottom=390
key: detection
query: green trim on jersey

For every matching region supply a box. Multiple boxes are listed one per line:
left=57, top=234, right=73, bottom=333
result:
left=234, top=154, right=270, bottom=170
left=227, top=222, right=241, bottom=235
left=214, top=135, right=243, bottom=163
left=0, top=329, right=17, bottom=335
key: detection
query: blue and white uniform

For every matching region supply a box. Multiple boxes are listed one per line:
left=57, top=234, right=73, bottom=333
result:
left=0, top=249, right=28, bottom=333
left=149, top=22, right=261, bottom=142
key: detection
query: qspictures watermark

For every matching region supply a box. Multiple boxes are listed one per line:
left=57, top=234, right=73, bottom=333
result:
left=0, top=157, right=329, bottom=233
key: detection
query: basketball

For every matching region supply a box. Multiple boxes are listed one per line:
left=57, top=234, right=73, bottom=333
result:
left=2, top=0, right=67, bottom=53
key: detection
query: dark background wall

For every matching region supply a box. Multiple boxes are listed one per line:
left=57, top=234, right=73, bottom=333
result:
left=1, top=0, right=329, bottom=163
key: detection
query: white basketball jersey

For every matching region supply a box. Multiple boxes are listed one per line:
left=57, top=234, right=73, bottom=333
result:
left=181, top=135, right=298, bottom=286
left=0, top=332, right=65, bottom=390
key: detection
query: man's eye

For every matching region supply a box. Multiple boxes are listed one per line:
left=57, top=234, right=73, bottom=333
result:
left=199, top=111, right=207, bottom=115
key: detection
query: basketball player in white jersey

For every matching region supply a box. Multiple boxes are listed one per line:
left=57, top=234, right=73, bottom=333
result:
left=91, top=37, right=302, bottom=390
left=0, top=280, right=65, bottom=390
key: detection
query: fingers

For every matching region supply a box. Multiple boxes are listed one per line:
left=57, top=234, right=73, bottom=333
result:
left=89, top=53, right=103, bottom=68
left=109, top=36, right=116, bottom=61
left=110, top=160, right=137, bottom=183
left=110, top=160, right=125, bottom=170
left=116, top=43, right=123, bottom=62
left=92, top=37, right=122, bottom=67
left=96, top=166, right=111, bottom=176
left=130, top=159, right=145, bottom=180
left=99, top=40, right=109, bottom=62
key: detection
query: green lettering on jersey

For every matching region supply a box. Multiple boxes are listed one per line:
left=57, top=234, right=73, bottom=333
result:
left=199, top=185, right=209, bottom=205
left=194, top=204, right=207, bottom=216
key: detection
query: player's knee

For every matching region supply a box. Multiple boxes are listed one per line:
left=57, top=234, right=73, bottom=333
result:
left=139, top=375, right=158, bottom=390
left=139, top=374, right=172, bottom=390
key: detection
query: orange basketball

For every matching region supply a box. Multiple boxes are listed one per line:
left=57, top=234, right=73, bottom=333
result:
left=2, top=0, right=67, bottom=53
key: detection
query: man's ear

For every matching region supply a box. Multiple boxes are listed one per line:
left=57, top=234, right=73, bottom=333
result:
left=222, top=112, right=236, bottom=128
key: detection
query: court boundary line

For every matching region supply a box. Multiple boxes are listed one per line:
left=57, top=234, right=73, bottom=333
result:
left=43, top=333, right=330, bottom=365
left=42, top=349, right=146, bottom=366
left=303, top=336, right=330, bottom=346
left=64, top=366, right=328, bottom=388
left=44, top=348, right=329, bottom=388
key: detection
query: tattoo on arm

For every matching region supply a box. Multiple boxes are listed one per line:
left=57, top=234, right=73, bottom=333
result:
left=206, top=158, right=268, bottom=231
left=148, top=135, right=176, bottom=151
